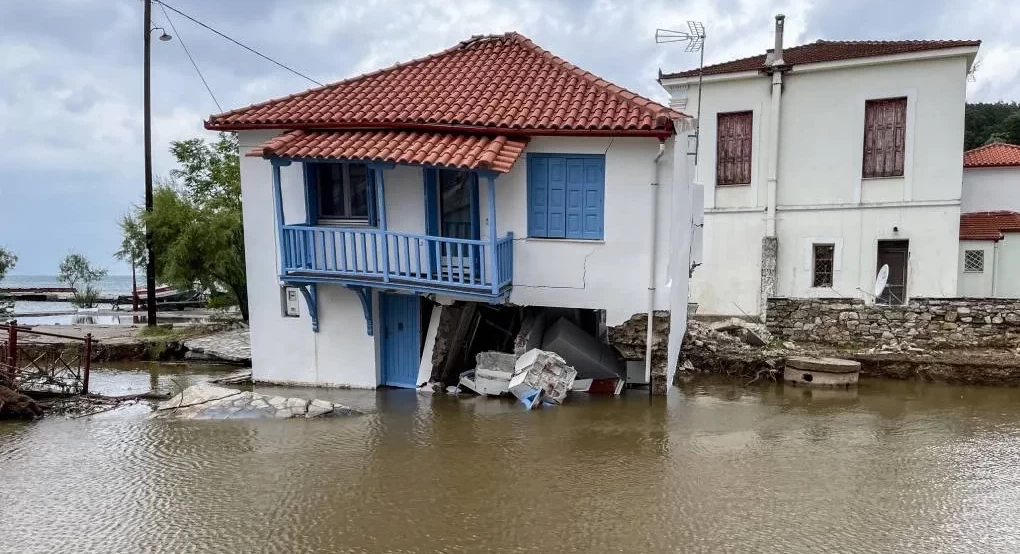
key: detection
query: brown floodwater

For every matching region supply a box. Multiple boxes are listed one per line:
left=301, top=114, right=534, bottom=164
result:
left=3, top=365, right=1020, bottom=553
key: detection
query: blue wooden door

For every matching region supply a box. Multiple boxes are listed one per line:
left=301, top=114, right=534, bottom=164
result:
left=380, top=293, right=421, bottom=388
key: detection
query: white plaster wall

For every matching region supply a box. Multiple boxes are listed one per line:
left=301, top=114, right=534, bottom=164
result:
left=994, top=233, right=1020, bottom=298
left=958, top=240, right=995, bottom=297
left=775, top=205, right=960, bottom=301
left=497, top=136, right=675, bottom=325
left=962, top=167, right=1020, bottom=213
left=237, top=130, right=378, bottom=388
left=691, top=211, right=765, bottom=316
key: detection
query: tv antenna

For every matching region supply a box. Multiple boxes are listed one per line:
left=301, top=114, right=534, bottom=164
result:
left=656, top=21, right=707, bottom=163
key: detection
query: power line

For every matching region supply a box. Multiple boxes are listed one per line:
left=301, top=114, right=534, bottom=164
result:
left=153, top=0, right=323, bottom=86
left=158, top=2, right=222, bottom=112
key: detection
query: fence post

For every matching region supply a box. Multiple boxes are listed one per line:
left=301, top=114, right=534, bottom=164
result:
left=82, top=332, right=93, bottom=396
left=8, top=319, right=17, bottom=370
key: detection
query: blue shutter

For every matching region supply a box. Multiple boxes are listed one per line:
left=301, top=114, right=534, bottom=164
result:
left=367, top=166, right=378, bottom=227
left=546, top=157, right=566, bottom=238
left=528, top=157, right=549, bottom=237
left=528, top=154, right=604, bottom=240
left=581, top=157, right=604, bottom=239
left=564, top=158, right=584, bottom=237
left=423, top=168, right=439, bottom=236
left=303, top=163, right=319, bottom=224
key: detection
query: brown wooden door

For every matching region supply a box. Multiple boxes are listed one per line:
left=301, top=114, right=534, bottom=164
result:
left=877, top=240, right=908, bottom=304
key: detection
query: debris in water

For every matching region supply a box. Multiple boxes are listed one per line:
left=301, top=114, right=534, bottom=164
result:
left=152, top=384, right=360, bottom=420
left=508, top=349, right=577, bottom=407
left=459, top=351, right=516, bottom=396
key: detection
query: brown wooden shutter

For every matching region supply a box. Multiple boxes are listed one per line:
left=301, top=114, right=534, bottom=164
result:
left=863, top=98, right=906, bottom=178
left=717, top=111, right=753, bottom=185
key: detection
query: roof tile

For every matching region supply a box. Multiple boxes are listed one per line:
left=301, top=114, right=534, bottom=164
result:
left=247, top=130, right=527, bottom=174
left=663, top=39, right=980, bottom=79
left=960, top=211, right=1020, bottom=241
left=964, top=143, right=1020, bottom=168
left=210, top=33, right=683, bottom=134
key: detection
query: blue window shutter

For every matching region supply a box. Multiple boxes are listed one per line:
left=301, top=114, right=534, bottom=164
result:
left=367, top=167, right=378, bottom=227
left=581, top=157, right=605, bottom=239
left=304, top=163, right=319, bottom=224
left=564, top=158, right=584, bottom=237
left=423, top=168, right=439, bottom=236
left=528, top=157, right=549, bottom=237
left=546, top=157, right=567, bottom=238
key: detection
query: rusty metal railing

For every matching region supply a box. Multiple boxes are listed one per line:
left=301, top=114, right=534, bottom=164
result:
left=0, top=320, right=94, bottom=395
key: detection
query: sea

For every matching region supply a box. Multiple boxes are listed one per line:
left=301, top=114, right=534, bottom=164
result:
left=1, top=275, right=135, bottom=319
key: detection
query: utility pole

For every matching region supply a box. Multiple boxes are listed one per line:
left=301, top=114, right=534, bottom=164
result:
left=143, top=0, right=157, bottom=326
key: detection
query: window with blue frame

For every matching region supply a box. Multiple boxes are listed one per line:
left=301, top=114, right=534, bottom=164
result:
left=305, top=162, right=376, bottom=225
left=527, top=154, right=605, bottom=240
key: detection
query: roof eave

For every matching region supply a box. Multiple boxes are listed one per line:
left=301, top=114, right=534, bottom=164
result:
left=206, top=120, right=676, bottom=138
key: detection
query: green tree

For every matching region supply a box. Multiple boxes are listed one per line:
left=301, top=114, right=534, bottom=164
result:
left=0, top=247, right=16, bottom=315
left=142, top=132, right=247, bottom=320
left=58, top=253, right=108, bottom=308
left=114, top=214, right=146, bottom=309
left=965, top=102, right=1020, bottom=150
left=0, top=247, right=15, bottom=283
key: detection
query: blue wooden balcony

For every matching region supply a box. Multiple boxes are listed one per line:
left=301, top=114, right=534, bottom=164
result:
left=280, top=225, right=514, bottom=301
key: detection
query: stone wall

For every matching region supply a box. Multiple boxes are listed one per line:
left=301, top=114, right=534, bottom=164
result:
left=766, top=297, right=1020, bottom=348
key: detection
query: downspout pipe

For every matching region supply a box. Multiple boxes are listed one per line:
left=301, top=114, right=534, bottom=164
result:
left=645, top=141, right=667, bottom=384
left=766, top=14, right=785, bottom=237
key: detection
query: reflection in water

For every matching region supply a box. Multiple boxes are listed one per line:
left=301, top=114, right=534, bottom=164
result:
left=3, top=372, right=1020, bottom=553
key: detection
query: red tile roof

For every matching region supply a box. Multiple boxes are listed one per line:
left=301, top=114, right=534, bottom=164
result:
left=247, top=130, right=528, bottom=174
left=662, top=39, right=980, bottom=79
left=960, top=211, right=1020, bottom=241
left=964, top=143, right=1020, bottom=168
left=210, top=33, right=683, bottom=135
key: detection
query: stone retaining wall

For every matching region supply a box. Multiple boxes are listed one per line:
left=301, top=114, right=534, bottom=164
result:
left=766, top=297, right=1020, bottom=348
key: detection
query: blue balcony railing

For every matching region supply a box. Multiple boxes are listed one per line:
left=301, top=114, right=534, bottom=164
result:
left=280, top=225, right=513, bottom=298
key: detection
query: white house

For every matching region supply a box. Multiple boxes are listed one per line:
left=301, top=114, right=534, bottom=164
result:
left=206, top=33, right=696, bottom=392
left=958, top=143, right=1020, bottom=297
left=659, top=15, right=979, bottom=316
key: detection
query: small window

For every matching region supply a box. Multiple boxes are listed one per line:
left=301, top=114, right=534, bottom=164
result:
left=717, top=111, right=753, bottom=186
left=863, top=97, right=907, bottom=178
left=964, top=250, right=984, bottom=273
left=310, top=163, right=371, bottom=222
left=527, top=154, right=604, bottom=240
left=812, top=244, right=835, bottom=288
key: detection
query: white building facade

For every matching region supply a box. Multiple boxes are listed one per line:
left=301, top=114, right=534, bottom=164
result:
left=957, top=143, right=1020, bottom=297
left=211, top=34, right=696, bottom=392
left=659, top=15, right=979, bottom=316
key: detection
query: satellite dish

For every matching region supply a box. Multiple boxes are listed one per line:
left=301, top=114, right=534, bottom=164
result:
left=874, top=264, right=889, bottom=297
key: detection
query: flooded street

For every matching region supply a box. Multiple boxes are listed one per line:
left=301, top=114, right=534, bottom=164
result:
left=3, top=367, right=1020, bottom=553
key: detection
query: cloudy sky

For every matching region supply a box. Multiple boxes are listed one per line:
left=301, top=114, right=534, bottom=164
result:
left=1, top=0, right=1017, bottom=276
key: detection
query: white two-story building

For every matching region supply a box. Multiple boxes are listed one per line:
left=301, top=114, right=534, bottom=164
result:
left=207, top=33, right=696, bottom=392
left=958, top=142, right=1020, bottom=297
left=659, top=15, right=979, bottom=316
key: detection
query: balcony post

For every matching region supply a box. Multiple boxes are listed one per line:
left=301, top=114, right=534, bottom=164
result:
left=374, top=166, right=390, bottom=282
left=486, top=173, right=498, bottom=295
left=271, top=158, right=291, bottom=277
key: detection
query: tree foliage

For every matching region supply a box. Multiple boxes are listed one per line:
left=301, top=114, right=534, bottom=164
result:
left=141, top=132, right=247, bottom=320
left=58, top=253, right=108, bottom=308
left=0, top=247, right=15, bottom=315
left=965, top=102, right=1020, bottom=150
left=0, top=247, right=15, bottom=283
left=114, top=214, right=146, bottom=269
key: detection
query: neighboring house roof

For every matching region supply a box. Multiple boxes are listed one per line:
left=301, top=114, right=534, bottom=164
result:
left=247, top=130, right=527, bottom=173
left=662, top=39, right=981, bottom=79
left=964, top=143, right=1020, bottom=168
left=960, top=211, right=1020, bottom=241
left=208, top=33, right=684, bottom=136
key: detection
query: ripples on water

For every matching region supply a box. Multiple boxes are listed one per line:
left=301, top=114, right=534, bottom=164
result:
left=3, top=371, right=1020, bottom=553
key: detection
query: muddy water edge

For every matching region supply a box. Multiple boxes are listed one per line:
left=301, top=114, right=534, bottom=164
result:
left=2, top=364, right=1020, bottom=553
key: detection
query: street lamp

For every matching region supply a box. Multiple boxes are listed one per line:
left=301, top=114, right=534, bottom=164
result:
left=143, top=2, right=171, bottom=326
